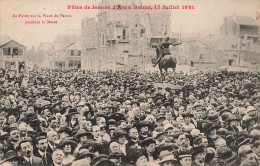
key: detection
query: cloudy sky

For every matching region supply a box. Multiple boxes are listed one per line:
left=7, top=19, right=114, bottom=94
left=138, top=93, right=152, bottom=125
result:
left=0, top=0, right=259, bottom=48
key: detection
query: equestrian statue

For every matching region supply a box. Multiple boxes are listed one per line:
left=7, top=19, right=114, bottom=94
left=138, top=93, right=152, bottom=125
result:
left=153, top=37, right=181, bottom=77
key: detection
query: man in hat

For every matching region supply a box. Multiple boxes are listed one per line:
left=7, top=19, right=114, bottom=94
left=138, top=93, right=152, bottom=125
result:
left=113, top=129, right=128, bottom=155
left=230, top=145, right=257, bottom=166
left=57, top=126, right=71, bottom=142
left=192, top=146, right=207, bottom=166
left=211, top=147, right=236, bottom=166
left=227, top=115, right=242, bottom=133
left=158, top=150, right=178, bottom=166
left=138, top=121, right=152, bottom=141
left=34, top=133, right=53, bottom=165
left=178, top=149, right=192, bottom=166
left=141, top=137, right=156, bottom=162
left=126, top=127, right=140, bottom=154
left=6, top=127, right=20, bottom=151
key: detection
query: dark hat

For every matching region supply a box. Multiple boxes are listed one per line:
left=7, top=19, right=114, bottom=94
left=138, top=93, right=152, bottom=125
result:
left=58, top=126, right=72, bottom=134
left=141, top=137, right=156, bottom=147
left=90, top=154, right=109, bottom=166
left=227, top=115, right=241, bottom=122
left=202, top=122, right=219, bottom=134
left=112, top=129, right=127, bottom=140
left=66, top=108, right=79, bottom=116
left=108, top=119, right=117, bottom=126
left=156, top=113, right=166, bottom=121
left=182, top=111, right=194, bottom=117
left=217, top=147, right=237, bottom=162
left=109, top=151, right=125, bottom=159
left=139, top=121, right=152, bottom=129
left=76, top=151, right=95, bottom=160
left=164, top=101, right=171, bottom=107
left=225, top=135, right=236, bottom=145
left=242, top=116, right=257, bottom=125
left=5, top=126, right=18, bottom=133
left=79, top=140, right=96, bottom=152
left=129, top=148, right=147, bottom=164
left=217, top=128, right=229, bottom=137
left=237, top=136, right=250, bottom=148
left=36, top=132, right=47, bottom=141
left=192, top=146, right=205, bottom=158
left=4, top=150, right=18, bottom=161
left=207, top=111, right=219, bottom=122
left=57, top=139, right=77, bottom=151
left=93, top=159, right=116, bottom=166
left=76, top=129, right=91, bottom=138
left=178, top=149, right=192, bottom=159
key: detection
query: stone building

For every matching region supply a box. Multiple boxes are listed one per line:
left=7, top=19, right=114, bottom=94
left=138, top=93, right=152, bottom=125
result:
left=81, top=0, right=172, bottom=71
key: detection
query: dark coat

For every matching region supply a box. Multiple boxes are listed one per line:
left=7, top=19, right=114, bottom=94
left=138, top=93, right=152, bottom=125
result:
left=34, top=149, right=53, bottom=166
left=17, top=156, right=44, bottom=166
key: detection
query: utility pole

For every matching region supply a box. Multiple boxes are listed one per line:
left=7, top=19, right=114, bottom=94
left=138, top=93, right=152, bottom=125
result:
left=238, top=35, right=242, bottom=67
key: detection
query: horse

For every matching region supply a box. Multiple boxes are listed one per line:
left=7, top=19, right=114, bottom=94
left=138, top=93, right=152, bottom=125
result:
left=158, top=54, right=177, bottom=80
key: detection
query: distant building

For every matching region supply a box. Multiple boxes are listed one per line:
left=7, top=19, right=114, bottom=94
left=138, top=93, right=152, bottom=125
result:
left=220, top=16, right=260, bottom=43
left=81, top=0, right=172, bottom=71
left=50, top=29, right=81, bottom=69
left=37, top=42, right=54, bottom=67
left=0, top=40, right=26, bottom=76
left=53, top=29, right=81, bottom=51
left=81, top=18, right=99, bottom=70
left=67, top=41, right=81, bottom=69
left=38, top=42, right=54, bottom=52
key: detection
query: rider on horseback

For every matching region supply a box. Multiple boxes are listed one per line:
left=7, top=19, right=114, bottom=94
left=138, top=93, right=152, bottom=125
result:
left=153, top=37, right=181, bottom=67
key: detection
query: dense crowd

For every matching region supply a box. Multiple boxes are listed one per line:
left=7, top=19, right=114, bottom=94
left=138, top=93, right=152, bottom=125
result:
left=0, top=68, right=259, bottom=166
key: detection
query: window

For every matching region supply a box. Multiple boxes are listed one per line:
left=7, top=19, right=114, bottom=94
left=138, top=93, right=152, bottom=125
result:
left=71, top=50, right=74, bottom=56
left=233, top=54, right=238, bottom=58
left=13, top=48, right=18, bottom=55
left=3, top=47, right=22, bottom=56
left=78, top=51, right=81, bottom=56
left=123, top=29, right=126, bottom=39
left=199, top=54, right=204, bottom=59
left=141, top=29, right=145, bottom=36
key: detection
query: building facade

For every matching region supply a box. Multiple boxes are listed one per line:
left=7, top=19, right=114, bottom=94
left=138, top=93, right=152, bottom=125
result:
left=81, top=0, right=172, bottom=71
left=50, top=29, right=81, bottom=69
left=0, top=40, right=26, bottom=76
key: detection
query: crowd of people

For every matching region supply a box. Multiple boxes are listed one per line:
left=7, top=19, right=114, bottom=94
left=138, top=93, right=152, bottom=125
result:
left=0, top=68, right=259, bottom=166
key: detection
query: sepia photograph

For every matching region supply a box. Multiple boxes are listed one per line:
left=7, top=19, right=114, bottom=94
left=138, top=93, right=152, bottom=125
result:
left=0, top=0, right=260, bottom=165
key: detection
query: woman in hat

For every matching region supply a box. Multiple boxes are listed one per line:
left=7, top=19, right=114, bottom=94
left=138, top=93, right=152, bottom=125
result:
left=202, top=122, right=221, bottom=149
left=57, top=139, right=77, bottom=166
left=129, top=148, right=148, bottom=166
left=65, top=108, right=79, bottom=129
left=182, top=111, right=195, bottom=133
